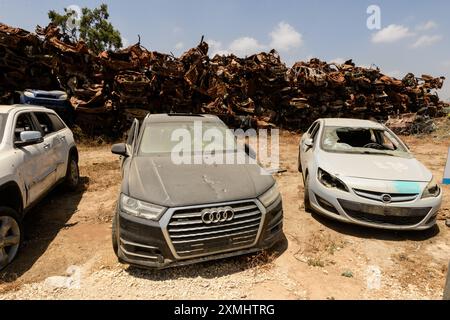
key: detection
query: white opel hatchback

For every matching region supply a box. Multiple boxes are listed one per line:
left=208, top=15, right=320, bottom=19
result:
left=298, top=118, right=442, bottom=230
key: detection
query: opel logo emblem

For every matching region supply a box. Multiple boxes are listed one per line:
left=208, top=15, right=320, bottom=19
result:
left=201, top=207, right=234, bottom=224
left=381, top=194, right=392, bottom=204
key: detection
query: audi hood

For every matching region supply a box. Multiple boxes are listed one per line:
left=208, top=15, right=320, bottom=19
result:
left=316, top=150, right=432, bottom=182
left=123, top=155, right=275, bottom=207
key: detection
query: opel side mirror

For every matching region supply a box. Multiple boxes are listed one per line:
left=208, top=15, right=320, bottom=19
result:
left=304, top=138, right=314, bottom=149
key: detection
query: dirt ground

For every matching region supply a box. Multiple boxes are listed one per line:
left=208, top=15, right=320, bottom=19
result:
left=0, top=121, right=449, bottom=300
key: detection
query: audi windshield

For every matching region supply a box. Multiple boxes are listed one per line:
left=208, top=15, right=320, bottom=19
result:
left=138, top=121, right=238, bottom=155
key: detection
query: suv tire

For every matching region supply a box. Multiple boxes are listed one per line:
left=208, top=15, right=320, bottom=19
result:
left=0, top=207, right=23, bottom=271
left=64, top=154, right=79, bottom=191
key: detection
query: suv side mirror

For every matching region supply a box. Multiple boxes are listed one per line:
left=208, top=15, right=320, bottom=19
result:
left=15, top=131, right=43, bottom=147
left=111, top=143, right=128, bottom=157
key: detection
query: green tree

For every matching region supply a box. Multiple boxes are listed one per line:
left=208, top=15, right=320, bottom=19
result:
left=48, top=3, right=123, bottom=53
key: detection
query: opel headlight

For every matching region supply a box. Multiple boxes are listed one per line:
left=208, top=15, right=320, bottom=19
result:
left=258, top=183, right=281, bottom=207
left=421, top=177, right=440, bottom=199
left=317, top=168, right=349, bottom=192
left=120, top=194, right=166, bottom=221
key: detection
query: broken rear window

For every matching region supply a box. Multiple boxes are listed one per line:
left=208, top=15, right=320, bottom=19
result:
left=320, top=126, right=411, bottom=157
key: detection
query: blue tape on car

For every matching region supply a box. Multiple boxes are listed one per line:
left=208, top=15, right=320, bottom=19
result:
left=444, top=147, right=450, bottom=185
left=393, top=181, right=421, bottom=194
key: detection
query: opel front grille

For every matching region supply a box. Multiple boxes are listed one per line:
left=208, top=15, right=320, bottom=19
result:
left=353, top=189, right=419, bottom=203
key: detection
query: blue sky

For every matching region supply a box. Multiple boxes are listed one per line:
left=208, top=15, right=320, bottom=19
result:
left=1, top=0, right=449, bottom=99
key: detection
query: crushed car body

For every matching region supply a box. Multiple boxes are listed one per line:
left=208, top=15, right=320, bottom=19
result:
left=298, top=118, right=442, bottom=230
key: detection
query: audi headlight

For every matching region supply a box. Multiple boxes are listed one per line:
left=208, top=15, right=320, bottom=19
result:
left=258, top=183, right=281, bottom=207
left=421, top=177, right=440, bottom=199
left=120, top=194, right=166, bottom=221
left=317, top=168, right=349, bottom=192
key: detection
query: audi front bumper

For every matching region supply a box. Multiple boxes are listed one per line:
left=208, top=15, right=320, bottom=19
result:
left=115, top=197, right=284, bottom=269
left=307, top=174, right=442, bottom=230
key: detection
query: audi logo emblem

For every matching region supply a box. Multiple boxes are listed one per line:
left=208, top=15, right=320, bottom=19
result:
left=381, top=194, right=392, bottom=204
left=201, top=207, right=235, bottom=224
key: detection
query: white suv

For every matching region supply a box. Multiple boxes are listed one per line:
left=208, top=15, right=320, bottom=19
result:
left=0, top=105, right=79, bottom=270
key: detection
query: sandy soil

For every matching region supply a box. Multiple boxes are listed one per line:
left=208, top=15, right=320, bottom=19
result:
left=0, top=123, right=449, bottom=300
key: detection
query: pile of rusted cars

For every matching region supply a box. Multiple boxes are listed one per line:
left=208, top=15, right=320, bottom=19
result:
left=0, top=22, right=448, bottom=135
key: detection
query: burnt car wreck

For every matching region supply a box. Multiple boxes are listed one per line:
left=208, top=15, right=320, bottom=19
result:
left=0, top=22, right=448, bottom=136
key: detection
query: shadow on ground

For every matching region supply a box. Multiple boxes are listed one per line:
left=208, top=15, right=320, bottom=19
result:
left=311, top=211, right=440, bottom=241
left=0, top=177, right=89, bottom=282
left=126, top=235, right=288, bottom=281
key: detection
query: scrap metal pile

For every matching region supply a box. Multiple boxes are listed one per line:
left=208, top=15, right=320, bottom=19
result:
left=1, top=22, right=448, bottom=135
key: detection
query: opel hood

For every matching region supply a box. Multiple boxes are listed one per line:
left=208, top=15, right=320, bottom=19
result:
left=316, top=150, right=432, bottom=182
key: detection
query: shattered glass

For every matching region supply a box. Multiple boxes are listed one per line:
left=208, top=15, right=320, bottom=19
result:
left=321, top=126, right=411, bottom=158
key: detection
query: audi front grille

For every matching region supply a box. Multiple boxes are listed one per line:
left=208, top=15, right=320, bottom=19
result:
left=167, top=201, right=263, bottom=258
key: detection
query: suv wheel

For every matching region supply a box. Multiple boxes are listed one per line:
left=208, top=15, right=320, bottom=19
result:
left=64, top=155, right=79, bottom=191
left=0, top=207, right=22, bottom=271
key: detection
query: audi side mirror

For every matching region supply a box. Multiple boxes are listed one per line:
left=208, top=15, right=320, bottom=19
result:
left=15, top=131, right=43, bottom=147
left=111, top=143, right=128, bottom=157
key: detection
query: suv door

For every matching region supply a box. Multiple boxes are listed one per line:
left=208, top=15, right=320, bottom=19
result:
left=31, top=112, right=60, bottom=190
left=13, top=112, right=49, bottom=205
left=44, top=112, right=71, bottom=180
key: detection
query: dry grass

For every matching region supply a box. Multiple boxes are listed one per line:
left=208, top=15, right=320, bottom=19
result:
left=294, top=233, right=346, bottom=268
left=245, top=250, right=278, bottom=272
left=79, top=160, right=120, bottom=193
